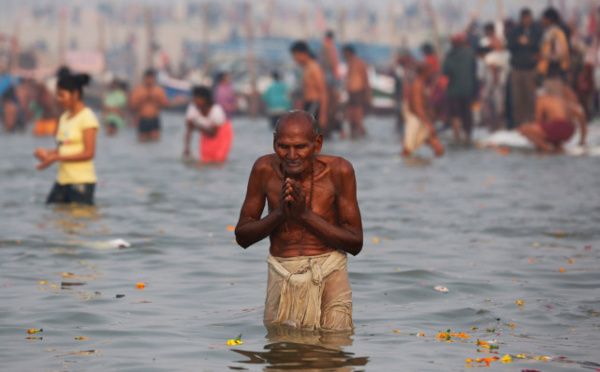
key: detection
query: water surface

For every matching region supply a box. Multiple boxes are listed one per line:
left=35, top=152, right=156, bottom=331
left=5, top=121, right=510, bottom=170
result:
left=1, top=113, right=599, bottom=371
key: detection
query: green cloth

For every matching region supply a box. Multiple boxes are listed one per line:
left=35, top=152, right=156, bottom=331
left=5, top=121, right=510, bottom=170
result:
left=29, top=101, right=44, bottom=121
left=103, top=89, right=127, bottom=128
left=262, top=81, right=291, bottom=115
left=443, top=47, right=476, bottom=98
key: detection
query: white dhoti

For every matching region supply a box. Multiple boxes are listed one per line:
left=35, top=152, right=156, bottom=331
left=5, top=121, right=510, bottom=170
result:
left=265, top=250, right=353, bottom=331
left=403, top=110, right=431, bottom=154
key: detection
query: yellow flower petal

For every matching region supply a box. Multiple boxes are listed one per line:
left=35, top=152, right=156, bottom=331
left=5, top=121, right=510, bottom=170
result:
left=500, top=355, right=512, bottom=363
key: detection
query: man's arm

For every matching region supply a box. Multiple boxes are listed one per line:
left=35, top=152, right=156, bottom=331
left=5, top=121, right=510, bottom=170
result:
left=314, top=67, right=328, bottom=127
left=183, top=119, right=194, bottom=157
left=288, top=160, right=363, bottom=255
left=563, top=87, right=586, bottom=145
left=412, top=81, right=436, bottom=135
left=37, top=128, right=97, bottom=170
left=128, top=89, right=138, bottom=110
left=573, top=106, right=587, bottom=146
left=507, top=29, right=517, bottom=52
left=158, top=88, right=169, bottom=108
left=567, top=102, right=587, bottom=146
left=362, top=61, right=372, bottom=106
left=235, top=157, right=286, bottom=248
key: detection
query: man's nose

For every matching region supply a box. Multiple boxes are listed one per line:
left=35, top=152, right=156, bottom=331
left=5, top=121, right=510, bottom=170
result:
left=288, top=149, right=298, bottom=159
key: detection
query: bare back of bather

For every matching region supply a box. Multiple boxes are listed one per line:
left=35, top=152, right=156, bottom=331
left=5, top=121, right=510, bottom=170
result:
left=235, top=110, right=363, bottom=330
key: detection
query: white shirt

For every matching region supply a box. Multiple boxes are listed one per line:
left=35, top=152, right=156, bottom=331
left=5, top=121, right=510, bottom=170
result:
left=185, top=103, right=227, bottom=130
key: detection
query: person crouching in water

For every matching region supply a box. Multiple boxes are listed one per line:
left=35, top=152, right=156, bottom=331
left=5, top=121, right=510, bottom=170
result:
left=183, top=86, right=234, bottom=165
left=519, top=80, right=587, bottom=152
left=34, top=74, right=100, bottom=205
left=401, top=63, right=444, bottom=158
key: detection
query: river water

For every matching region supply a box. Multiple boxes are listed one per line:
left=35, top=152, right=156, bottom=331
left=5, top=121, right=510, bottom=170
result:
left=1, top=113, right=599, bottom=372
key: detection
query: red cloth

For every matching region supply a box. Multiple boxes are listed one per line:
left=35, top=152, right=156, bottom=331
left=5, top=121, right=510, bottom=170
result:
left=539, top=120, right=574, bottom=145
left=200, top=121, right=234, bottom=163
left=424, top=55, right=440, bottom=74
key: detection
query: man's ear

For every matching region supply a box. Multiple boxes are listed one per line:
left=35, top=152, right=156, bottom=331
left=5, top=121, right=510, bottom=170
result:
left=314, top=135, right=324, bottom=154
left=273, top=134, right=277, bottom=152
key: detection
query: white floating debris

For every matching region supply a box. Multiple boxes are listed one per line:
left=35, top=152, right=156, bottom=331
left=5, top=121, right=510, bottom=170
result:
left=108, top=239, right=131, bottom=248
left=85, top=239, right=132, bottom=250
left=434, top=286, right=449, bottom=293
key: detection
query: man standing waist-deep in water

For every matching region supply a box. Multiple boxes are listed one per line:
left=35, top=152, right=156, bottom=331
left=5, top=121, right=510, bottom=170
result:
left=129, top=69, right=168, bottom=142
left=235, top=110, right=363, bottom=331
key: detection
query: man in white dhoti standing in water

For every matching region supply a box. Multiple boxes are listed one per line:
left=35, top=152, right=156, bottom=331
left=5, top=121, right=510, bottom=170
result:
left=235, top=110, right=363, bottom=331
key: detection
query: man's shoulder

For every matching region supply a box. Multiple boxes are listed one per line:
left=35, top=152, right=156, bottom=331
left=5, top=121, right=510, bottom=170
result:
left=252, top=154, right=278, bottom=174
left=307, top=60, right=323, bottom=73
left=319, top=155, right=355, bottom=175
left=153, top=84, right=167, bottom=94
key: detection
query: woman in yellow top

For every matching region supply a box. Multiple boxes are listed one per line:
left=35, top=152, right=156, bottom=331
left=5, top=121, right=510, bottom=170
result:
left=34, top=74, right=100, bottom=205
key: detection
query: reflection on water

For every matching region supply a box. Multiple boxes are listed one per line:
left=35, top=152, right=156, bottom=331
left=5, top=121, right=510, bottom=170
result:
left=47, top=204, right=103, bottom=236
left=230, top=323, right=368, bottom=371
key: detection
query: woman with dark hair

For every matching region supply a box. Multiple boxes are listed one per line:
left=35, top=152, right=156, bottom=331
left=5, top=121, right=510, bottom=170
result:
left=183, top=86, right=234, bottom=164
left=34, top=74, right=100, bottom=205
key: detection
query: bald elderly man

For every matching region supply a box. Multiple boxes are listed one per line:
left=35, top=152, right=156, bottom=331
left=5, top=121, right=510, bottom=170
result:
left=235, top=110, right=363, bottom=331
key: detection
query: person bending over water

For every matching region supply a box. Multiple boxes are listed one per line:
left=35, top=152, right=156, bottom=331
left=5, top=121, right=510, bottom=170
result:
left=130, top=69, right=168, bottom=142
left=34, top=74, right=100, bottom=205
left=183, top=86, right=234, bottom=165
left=402, top=63, right=444, bottom=158
left=235, top=110, right=363, bottom=331
left=520, top=80, right=587, bottom=152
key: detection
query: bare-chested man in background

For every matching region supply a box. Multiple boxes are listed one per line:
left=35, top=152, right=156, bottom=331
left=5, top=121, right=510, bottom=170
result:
left=129, top=69, right=168, bottom=142
left=342, top=44, right=371, bottom=138
left=402, top=63, right=444, bottom=157
left=290, top=42, right=328, bottom=131
left=235, top=110, right=362, bottom=331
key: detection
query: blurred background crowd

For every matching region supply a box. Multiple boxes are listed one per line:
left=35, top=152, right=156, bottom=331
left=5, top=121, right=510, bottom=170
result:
left=0, top=0, right=597, bottom=153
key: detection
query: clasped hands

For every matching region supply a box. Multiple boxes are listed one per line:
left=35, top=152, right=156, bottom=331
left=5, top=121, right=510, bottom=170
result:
left=279, top=178, right=309, bottom=219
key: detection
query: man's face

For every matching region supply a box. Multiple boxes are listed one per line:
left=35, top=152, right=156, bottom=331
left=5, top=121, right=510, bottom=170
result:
left=291, top=51, right=307, bottom=66
left=521, top=14, right=533, bottom=27
left=144, top=75, right=155, bottom=86
left=342, top=51, right=351, bottom=61
left=274, top=119, right=323, bottom=176
left=193, top=96, right=208, bottom=111
left=541, top=17, right=550, bottom=29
